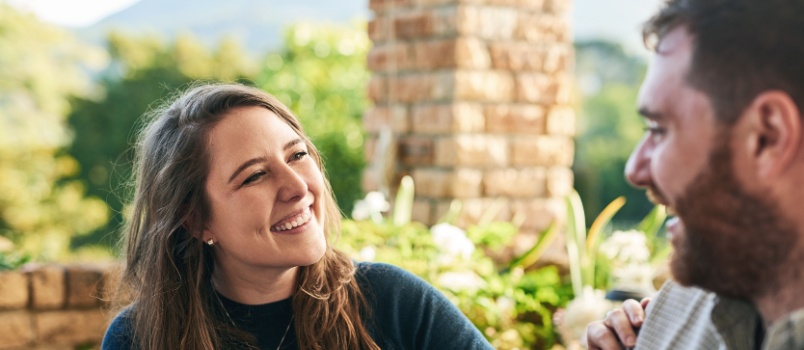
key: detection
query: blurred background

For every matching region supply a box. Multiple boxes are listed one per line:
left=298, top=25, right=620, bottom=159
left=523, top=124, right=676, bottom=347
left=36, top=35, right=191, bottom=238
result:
left=1, top=0, right=665, bottom=348
left=2, top=0, right=660, bottom=261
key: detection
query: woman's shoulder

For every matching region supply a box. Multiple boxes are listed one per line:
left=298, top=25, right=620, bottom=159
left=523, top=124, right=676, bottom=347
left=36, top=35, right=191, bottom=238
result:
left=352, top=262, right=494, bottom=349
left=354, top=262, right=429, bottom=293
left=102, top=307, right=135, bottom=350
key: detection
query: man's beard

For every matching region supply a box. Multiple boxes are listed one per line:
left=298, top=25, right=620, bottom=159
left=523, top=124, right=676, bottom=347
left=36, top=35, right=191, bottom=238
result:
left=669, top=132, right=797, bottom=299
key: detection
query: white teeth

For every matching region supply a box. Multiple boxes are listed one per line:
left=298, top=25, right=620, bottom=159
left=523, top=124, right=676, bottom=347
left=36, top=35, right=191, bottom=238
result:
left=273, top=208, right=312, bottom=232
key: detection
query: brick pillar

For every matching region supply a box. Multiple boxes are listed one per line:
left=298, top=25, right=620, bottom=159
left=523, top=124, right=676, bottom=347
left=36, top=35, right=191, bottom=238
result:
left=364, top=0, right=575, bottom=259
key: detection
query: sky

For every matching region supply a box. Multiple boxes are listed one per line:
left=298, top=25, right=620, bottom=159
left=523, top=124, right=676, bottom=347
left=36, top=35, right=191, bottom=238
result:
left=8, top=0, right=664, bottom=54
left=8, top=0, right=141, bottom=27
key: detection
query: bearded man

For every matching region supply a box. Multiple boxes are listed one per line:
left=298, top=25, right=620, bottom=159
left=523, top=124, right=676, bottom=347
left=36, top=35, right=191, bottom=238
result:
left=586, top=0, right=804, bottom=349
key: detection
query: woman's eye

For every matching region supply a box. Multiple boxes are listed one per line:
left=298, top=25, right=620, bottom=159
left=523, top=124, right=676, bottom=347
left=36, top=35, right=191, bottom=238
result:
left=242, top=171, right=265, bottom=186
left=290, top=151, right=308, bottom=161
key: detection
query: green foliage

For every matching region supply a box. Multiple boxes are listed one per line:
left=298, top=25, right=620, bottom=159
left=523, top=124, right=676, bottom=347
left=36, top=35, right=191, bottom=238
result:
left=254, top=22, right=370, bottom=215
left=564, top=191, right=667, bottom=294
left=0, top=4, right=109, bottom=260
left=67, top=23, right=369, bottom=253
left=338, top=219, right=573, bottom=349
left=573, top=40, right=653, bottom=225
left=0, top=251, right=31, bottom=271
left=339, top=185, right=573, bottom=349
left=66, top=32, right=257, bottom=251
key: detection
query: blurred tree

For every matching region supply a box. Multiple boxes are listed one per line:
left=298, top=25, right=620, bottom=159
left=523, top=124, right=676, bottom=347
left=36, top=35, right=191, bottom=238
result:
left=254, top=22, right=370, bottom=216
left=0, top=4, right=109, bottom=260
left=573, top=40, right=652, bottom=225
left=68, top=23, right=369, bottom=253
left=67, top=31, right=257, bottom=251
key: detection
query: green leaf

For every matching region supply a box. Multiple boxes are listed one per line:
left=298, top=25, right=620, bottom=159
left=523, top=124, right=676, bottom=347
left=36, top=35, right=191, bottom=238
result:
left=436, top=199, right=463, bottom=225
left=638, top=204, right=667, bottom=242
left=508, top=222, right=558, bottom=271
left=392, top=175, right=414, bottom=226
left=565, top=190, right=587, bottom=297
left=585, top=196, right=625, bottom=288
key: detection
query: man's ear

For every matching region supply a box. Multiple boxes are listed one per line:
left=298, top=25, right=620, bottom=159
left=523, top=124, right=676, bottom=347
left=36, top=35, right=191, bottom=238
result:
left=745, top=91, right=801, bottom=178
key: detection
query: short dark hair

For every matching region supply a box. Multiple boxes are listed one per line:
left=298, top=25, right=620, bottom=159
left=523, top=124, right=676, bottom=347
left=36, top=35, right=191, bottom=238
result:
left=643, top=0, right=804, bottom=124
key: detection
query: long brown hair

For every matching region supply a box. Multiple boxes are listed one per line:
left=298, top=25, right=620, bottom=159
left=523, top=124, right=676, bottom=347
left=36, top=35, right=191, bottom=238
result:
left=118, top=83, right=380, bottom=349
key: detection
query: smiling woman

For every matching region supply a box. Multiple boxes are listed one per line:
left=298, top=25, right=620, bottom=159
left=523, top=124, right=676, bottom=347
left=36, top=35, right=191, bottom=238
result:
left=101, top=83, right=493, bottom=350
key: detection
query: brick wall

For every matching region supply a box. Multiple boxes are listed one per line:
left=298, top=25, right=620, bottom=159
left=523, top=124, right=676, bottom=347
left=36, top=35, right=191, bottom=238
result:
left=0, top=264, right=118, bottom=350
left=364, top=0, right=575, bottom=260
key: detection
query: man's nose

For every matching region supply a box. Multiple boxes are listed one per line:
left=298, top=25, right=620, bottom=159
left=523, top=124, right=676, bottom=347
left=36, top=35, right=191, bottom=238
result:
left=625, top=136, right=652, bottom=188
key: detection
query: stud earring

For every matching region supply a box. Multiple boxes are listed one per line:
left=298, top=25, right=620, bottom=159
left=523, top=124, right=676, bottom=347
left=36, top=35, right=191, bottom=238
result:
left=206, top=239, right=214, bottom=246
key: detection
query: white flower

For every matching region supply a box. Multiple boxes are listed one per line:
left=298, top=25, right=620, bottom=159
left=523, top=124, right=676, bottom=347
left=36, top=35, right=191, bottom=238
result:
left=599, top=230, right=651, bottom=265
left=611, top=263, right=655, bottom=292
left=436, top=271, right=485, bottom=292
left=351, top=191, right=390, bottom=223
left=430, top=223, right=475, bottom=262
left=556, top=287, right=613, bottom=349
left=358, top=246, right=376, bottom=262
left=496, top=296, right=516, bottom=316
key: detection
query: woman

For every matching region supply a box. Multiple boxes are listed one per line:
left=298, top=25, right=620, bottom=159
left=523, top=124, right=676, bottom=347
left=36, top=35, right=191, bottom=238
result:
left=102, top=83, right=492, bottom=350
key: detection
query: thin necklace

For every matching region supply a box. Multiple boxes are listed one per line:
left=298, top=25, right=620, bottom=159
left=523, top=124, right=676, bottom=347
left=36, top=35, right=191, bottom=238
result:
left=211, top=284, right=294, bottom=350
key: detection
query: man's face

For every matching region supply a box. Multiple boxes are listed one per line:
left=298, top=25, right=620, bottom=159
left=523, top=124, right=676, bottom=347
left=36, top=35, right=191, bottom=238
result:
left=625, top=26, right=796, bottom=298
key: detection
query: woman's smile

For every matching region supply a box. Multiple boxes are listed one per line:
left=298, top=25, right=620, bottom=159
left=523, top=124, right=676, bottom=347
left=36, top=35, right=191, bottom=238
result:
left=271, top=205, right=313, bottom=233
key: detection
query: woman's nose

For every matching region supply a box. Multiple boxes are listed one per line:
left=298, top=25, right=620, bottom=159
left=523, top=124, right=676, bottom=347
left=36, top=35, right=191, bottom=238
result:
left=276, top=166, right=308, bottom=202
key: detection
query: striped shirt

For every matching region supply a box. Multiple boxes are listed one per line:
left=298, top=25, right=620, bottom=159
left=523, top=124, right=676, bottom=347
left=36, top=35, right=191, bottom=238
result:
left=635, top=280, right=758, bottom=350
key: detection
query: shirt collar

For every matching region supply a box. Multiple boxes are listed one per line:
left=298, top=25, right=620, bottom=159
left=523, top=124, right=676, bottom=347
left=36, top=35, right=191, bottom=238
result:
left=710, top=294, right=760, bottom=350
left=763, top=308, right=804, bottom=350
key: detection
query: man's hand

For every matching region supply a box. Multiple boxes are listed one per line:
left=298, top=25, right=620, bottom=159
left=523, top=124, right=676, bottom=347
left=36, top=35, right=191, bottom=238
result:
left=587, top=298, right=651, bottom=350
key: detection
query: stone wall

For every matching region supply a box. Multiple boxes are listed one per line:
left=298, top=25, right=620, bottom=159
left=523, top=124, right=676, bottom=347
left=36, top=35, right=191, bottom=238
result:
left=0, top=264, right=117, bottom=350
left=363, top=0, right=576, bottom=258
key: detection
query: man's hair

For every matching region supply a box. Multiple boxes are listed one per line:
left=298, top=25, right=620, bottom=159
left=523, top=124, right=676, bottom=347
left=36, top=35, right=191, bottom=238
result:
left=644, top=0, right=804, bottom=124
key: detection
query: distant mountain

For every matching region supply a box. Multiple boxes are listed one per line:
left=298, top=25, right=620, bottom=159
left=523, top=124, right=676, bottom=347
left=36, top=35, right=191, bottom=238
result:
left=74, top=0, right=369, bottom=54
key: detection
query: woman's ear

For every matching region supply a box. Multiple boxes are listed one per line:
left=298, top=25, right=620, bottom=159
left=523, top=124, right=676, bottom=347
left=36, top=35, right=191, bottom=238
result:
left=744, top=91, right=801, bottom=178
left=182, top=208, right=208, bottom=242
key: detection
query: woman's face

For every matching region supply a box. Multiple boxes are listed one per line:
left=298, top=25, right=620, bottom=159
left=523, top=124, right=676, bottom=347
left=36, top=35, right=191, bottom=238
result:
left=202, top=106, right=327, bottom=274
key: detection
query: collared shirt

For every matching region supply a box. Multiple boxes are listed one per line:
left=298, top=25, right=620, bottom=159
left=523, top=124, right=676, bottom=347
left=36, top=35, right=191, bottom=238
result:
left=635, top=280, right=759, bottom=350
left=764, top=308, right=804, bottom=350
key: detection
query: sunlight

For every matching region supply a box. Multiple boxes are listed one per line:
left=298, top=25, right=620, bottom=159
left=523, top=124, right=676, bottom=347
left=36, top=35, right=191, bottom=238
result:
left=7, top=0, right=141, bottom=27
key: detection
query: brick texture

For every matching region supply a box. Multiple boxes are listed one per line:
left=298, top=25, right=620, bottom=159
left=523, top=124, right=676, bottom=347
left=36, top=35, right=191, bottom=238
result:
left=364, top=105, right=409, bottom=133
left=435, top=135, right=509, bottom=167
left=412, top=103, right=485, bottom=134
left=0, top=311, right=34, bottom=349
left=0, top=264, right=121, bottom=350
left=413, top=168, right=483, bottom=198
left=0, top=271, right=29, bottom=310
left=511, top=135, right=574, bottom=167
left=28, top=265, right=65, bottom=310
left=66, top=266, right=104, bottom=308
left=35, top=310, right=107, bottom=345
left=485, top=104, right=546, bottom=134
left=365, top=0, right=575, bottom=267
left=483, top=168, right=547, bottom=197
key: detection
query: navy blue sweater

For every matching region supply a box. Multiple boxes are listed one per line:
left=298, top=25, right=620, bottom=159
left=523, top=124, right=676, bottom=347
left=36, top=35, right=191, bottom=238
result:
left=102, top=262, right=493, bottom=349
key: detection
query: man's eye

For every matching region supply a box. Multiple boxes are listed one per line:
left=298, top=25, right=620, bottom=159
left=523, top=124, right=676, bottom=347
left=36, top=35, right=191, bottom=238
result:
left=643, top=126, right=667, bottom=135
